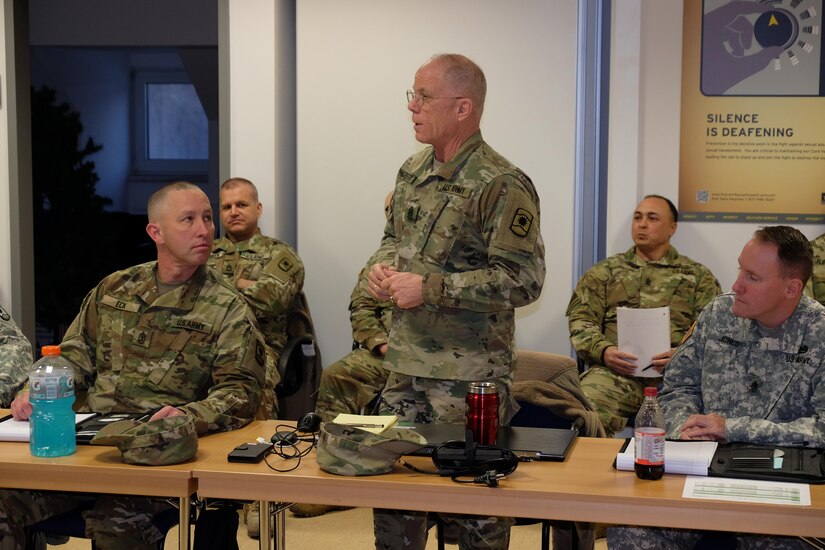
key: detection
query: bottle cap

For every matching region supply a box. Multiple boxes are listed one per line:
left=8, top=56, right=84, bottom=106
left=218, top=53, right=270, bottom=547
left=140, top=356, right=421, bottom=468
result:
left=643, top=387, right=658, bottom=397
left=467, top=381, right=498, bottom=395
left=41, top=345, right=61, bottom=357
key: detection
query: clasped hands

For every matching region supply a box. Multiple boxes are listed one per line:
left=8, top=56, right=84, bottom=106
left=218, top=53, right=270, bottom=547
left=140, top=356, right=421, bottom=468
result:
left=367, top=263, right=424, bottom=309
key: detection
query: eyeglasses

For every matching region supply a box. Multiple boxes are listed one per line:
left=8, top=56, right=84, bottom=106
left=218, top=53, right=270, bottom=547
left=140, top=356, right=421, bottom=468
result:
left=406, top=89, right=464, bottom=107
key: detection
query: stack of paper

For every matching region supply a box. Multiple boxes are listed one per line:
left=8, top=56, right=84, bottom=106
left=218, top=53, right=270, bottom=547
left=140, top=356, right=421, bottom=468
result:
left=332, top=413, right=398, bottom=435
left=616, top=438, right=717, bottom=476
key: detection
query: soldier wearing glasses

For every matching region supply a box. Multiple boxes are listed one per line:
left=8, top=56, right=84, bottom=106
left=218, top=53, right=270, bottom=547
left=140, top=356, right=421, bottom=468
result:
left=368, top=53, right=545, bottom=550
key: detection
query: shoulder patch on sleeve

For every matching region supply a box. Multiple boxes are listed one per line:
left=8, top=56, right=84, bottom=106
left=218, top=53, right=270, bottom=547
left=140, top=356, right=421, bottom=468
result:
left=679, top=321, right=697, bottom=346
left=278, top=257, right=295, bottom=273
left=493, top=187, right=538, bottom=253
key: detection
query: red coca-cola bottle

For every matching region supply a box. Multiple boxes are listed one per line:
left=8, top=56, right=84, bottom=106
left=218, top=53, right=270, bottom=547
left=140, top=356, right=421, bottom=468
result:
left=465, top=381, right=500, bottom=445
left=634, top=387, right=665, bottom=480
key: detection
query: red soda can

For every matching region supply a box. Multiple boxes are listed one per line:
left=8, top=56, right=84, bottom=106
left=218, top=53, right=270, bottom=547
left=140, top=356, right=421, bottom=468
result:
left=465, top=381, right=500, bottom=445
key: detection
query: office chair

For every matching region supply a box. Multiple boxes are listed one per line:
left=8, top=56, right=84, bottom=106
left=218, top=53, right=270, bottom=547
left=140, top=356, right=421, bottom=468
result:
left=276, top=291, right=323, bottom=420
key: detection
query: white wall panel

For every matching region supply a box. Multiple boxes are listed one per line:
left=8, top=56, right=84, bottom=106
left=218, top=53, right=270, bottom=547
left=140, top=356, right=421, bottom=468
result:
left=297, top=0, right=579, bottom=364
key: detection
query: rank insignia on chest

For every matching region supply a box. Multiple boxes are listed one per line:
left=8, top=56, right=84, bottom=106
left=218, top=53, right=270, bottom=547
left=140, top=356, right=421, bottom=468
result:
left=406, top=204, right=420, bottom=222
left=510, top=208, right=533, bottom=237
left=132, top=329, right=151, bottom=348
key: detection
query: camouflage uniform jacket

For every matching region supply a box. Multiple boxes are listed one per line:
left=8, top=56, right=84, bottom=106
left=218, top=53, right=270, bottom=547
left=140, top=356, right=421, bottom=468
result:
left=377, top=131, right=545, bottom=380
left=59, top=262, right=267, bottom=435
left=0, top=304, right=32, bottom=407
left=805, top=233, right=825, bottom=306
left=566, top=246, right=720, bottom=368
left=209, top=229, right=304, bottom=358
left=350, top=253, right=393, bottom=354
left=661, top=293, right=825, bottom=447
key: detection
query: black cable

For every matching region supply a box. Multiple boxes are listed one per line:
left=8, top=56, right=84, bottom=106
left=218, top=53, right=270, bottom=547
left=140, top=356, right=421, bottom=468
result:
left=263, top=423, right=318, bottom=472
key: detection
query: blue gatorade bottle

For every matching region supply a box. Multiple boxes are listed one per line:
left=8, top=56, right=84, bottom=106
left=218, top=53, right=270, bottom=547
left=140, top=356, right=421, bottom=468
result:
left=29, top=345, right=76, bottom=457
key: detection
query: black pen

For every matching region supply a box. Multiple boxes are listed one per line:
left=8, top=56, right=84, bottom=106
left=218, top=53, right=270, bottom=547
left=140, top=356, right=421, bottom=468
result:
left=339, top=423, right=384, bottom=428
left=641, top=364, right=656, bottom=372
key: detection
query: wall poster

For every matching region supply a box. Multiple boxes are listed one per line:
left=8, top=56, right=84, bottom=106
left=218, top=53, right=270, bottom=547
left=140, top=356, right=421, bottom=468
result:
left=679, top=0, right=825, bottom=223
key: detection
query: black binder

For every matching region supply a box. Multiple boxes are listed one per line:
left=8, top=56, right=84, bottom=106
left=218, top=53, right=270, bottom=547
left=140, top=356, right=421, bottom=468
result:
left=709, top=443, right=825, bottom=484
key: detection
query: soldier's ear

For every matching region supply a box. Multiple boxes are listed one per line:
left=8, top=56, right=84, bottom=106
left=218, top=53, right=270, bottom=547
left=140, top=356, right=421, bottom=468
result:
left=785, top=277, right=803, bottom=298
left=146, top=223, right=162, bottom=244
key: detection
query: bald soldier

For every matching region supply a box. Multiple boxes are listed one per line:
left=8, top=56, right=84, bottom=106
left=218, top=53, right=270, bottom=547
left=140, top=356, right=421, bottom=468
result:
left=209, top=177, right=304, bottom=420
left=567, top=195, right=721, bottom=437
left=369, top=53, right=545, bottom=550
left=0, top=304, right=32, bottom=407
left=0, top=182, right=266, bottom=550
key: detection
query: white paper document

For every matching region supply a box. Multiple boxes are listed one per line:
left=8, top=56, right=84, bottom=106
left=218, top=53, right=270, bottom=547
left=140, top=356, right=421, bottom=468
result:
left=617, top=306, right=671, bottom=377
left=683, top=476, right=811, bottom=506
left=616, top=438, right=717, bottom=476
left=0, top=413, right=96, bottom=442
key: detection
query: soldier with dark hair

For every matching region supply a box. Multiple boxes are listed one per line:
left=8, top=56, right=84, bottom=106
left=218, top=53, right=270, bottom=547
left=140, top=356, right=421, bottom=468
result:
left=368, top=53, right=545, bottom=550
left=0, top=182, right=266, bottom=550
left=567, top=195, right=721, bottom=437
left=610, top=225, right=825, bottom=549
left=0, top=304, right=32, bottom=407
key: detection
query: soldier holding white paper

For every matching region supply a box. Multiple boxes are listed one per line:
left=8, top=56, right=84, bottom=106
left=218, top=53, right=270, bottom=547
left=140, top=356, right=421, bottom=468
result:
left=566, top=195, right=720, bottom=436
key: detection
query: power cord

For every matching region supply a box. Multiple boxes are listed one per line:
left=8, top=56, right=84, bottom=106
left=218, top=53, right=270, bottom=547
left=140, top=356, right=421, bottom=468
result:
left=263, top=422, right=319, bottom=472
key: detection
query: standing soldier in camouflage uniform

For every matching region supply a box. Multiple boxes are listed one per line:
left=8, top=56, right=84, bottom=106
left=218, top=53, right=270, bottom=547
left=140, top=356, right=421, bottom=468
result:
left=0, top=304, right=32, bottom=407
left=0, top=182, right=266, bottom=550
left=805, top=231, right=825, bottom=305
left=208, top=177, right=303, bottom=538
left=368, top=53, right=545, bottom=550
left=567, top=195, right=720, bottom=437
left=610, top=225, right=825, bottom=549
left=209, top=177, right=305, bottom=420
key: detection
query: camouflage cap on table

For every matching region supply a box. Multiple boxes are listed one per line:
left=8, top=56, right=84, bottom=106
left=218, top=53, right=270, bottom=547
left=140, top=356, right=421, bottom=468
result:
left=316, top=422, right=427, bottom=476
left=91, top=415, right=198, bottom=466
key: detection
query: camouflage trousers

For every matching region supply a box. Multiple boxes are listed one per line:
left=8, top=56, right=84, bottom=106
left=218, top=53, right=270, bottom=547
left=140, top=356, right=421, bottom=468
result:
left=0, top=489, right=174, bottom=550
left=607, top=526, right=812, bottom=549
left=579, top=366, right=660, bottom=437
left=315, top=348, right=389, bottom=423
left=373, top=372, right=516, bottom=550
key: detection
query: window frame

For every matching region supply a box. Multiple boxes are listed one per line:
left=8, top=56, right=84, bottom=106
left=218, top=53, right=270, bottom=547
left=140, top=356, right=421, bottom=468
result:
left=131, top=69, right=209, bottom=175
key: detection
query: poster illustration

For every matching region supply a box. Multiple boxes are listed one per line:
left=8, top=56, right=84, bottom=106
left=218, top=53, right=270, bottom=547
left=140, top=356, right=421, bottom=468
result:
left=679, top=0, right=825, bottom=223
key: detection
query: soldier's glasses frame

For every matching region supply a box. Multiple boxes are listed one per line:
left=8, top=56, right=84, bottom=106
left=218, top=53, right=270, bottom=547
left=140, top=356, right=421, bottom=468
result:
left=406, top=89, right=464, bottom=107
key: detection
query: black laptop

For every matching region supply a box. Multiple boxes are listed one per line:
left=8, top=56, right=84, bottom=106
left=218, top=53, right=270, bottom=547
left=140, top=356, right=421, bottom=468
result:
left=405, top=423, right=578, bottom=461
